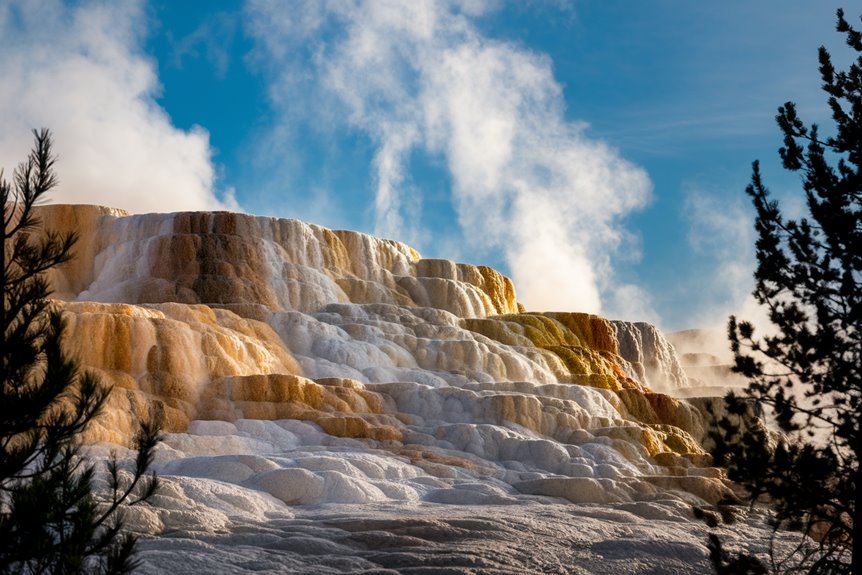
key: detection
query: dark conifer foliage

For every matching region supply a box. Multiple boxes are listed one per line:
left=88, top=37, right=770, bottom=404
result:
left=0, top=129, right=161, bottom=574
left=711, top=9, right=861, bottom=575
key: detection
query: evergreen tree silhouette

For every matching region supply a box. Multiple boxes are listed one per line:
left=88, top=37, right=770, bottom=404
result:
left=1, top=129, right=161, bottom=574
left=710, top=9, right=861, bottom=575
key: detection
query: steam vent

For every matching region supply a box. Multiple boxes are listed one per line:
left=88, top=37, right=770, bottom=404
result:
left=39, top=205, right=776, bottom=573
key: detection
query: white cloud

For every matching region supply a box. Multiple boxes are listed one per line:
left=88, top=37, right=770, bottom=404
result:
left=0, top=0, right=236, bottom=214
left=246, top=0, right=652, bottom=315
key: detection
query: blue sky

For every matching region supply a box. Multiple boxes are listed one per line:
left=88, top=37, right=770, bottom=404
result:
left=0, top=1, right=850, bottom=330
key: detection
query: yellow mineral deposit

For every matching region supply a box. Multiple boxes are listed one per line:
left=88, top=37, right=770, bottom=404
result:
left=59, top=300, right=302, bottom=441
left=197, top=373, right=403, bottom=442
left=35, top=204, right=129, bottom=299
left=32, top=205, right=733, bottom=505
left=463, top=313, right=640, bottom=392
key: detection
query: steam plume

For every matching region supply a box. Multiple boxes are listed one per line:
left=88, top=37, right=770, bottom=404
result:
left=0, top=0, right=236, bottom=213
left=246, top=0, right=652, bottom=315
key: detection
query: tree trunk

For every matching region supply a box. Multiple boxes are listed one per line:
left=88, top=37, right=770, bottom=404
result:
left=854, top=458, right=860, bottom=574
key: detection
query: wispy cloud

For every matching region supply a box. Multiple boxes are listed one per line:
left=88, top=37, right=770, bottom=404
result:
left=169, top=11, right=239, bottom=80
left=246, top=0, right=653, bottom=316
left=0, top=0, right=236, bottom=213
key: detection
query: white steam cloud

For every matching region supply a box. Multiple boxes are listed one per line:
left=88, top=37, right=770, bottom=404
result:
left=684, top=189, right=769, bottom=332
left=0, top=0, right=236, bottom=213
left=246, top=0, right=652, bottom=315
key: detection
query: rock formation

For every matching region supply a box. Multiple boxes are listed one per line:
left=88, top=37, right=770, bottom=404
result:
left=18, top=204, right=770, bottom=572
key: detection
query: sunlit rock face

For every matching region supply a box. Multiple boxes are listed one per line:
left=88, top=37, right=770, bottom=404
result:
left=612, top=320, right=689, bottom=391
left=30, top=205, right=767, bottom=573
left=42, top=205, right=517, bottom=318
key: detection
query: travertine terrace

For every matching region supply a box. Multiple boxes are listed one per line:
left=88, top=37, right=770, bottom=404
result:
left=33, top=204, right=775, bottom=573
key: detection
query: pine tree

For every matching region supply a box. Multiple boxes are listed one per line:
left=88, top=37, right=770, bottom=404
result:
left=710, top=9, right=861, bottom=575
left=1, top=129, right=161, bottom=574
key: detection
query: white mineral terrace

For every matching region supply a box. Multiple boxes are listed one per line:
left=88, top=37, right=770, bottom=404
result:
left=35, top=204, right=780, bottom=573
